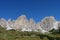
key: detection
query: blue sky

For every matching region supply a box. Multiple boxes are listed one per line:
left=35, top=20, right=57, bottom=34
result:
left=0, top=0, right=60, bottom=22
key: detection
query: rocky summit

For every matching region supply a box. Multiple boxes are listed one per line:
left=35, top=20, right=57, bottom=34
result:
left=0, top=15, right=59, bottom=33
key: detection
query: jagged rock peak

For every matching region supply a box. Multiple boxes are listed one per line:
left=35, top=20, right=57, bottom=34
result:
left=0, top=18, right=7, bottom=28
left=15, top=15, right=29, bottom=26
left=42, top=16, right=55, bottom=21
left=29, top=18, right=36, bottom=24
left=17, top=15, right=27, bottom=20
left=40, top=16, right=56, bottom=31
left=0, top=18, right=6, bottom=21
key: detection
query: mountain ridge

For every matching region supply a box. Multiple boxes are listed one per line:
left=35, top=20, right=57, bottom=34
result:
left=0, top=15, right=59, bottom=33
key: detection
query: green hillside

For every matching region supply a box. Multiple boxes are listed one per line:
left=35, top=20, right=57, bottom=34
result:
left=0, top=26, right=60, bottom=40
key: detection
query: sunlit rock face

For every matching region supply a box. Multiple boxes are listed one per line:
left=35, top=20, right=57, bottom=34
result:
left=14, top=15, right=30, bottom=31
left=29, top=18, right=37, bottom=31
left=6, top=19, right=14, bottom=30
left=40, top=16, right=56, bottom=31
left=0, top=18, right=7, bottom=28
left=15, top=15, right=29, bottom=27
left=14, top=15, right=37, bottom=31
left=53, top=21, right=58, bottom=30
left=0, top=15, right=59, bottom=33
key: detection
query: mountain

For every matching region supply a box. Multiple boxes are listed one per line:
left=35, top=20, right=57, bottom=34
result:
left=15, top=15, right=32, bottom=31
left=39, top=16, right=56, bottom=32
left=0, top=18, right=7, bottom=28
left=0, top=15, right=59, bottom=33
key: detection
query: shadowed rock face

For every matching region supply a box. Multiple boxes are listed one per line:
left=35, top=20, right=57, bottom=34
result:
left=40, top=16, right=56, bottom=31
left=58, top=22, right=60, bottom=27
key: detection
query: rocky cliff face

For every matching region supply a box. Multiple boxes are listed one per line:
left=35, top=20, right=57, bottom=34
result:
left=0, top=15, right=59, bottom=33
left=39, top=16, right=56, bottom=32
left=0, top=18, right=7, bottom=28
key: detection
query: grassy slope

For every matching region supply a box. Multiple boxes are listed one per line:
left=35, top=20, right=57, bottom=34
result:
left=0, top=26, right=41, bottom=40
left=0, top=26, right=60, bottom=40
